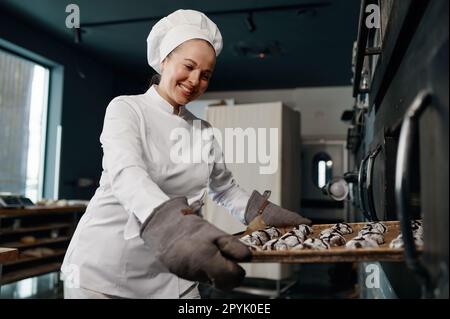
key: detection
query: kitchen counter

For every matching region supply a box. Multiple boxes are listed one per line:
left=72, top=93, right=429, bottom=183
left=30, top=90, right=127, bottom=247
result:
left=0, top=247, right=18, bottom=264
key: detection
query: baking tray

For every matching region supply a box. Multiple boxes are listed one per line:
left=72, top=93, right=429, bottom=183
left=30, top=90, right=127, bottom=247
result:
left=241, top=221, right=421, bottom=263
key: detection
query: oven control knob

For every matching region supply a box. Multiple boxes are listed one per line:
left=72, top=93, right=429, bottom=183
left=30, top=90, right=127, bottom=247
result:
left=322, top=178, right=349, bottom=201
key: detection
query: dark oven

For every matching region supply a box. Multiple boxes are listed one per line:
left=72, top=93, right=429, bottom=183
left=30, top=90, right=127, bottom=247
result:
left=328, top=0, right=448, bottom=298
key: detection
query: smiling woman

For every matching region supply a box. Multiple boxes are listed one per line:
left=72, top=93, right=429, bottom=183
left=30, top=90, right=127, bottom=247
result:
left=156, top=39, right=216, bottom=113
left=61, top=9, right=253, bottom=299
left=61, top=8, right=310, bottom=300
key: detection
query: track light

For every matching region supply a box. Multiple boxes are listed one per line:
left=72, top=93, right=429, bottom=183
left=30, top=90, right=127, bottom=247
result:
left=297, top=8, right=317, bottom=17
left=245, top=12, right=256, bottom=32
left=73, top=28, right=82, bottom=44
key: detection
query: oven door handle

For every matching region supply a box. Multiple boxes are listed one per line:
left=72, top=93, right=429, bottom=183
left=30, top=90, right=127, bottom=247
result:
left=366, top=145, right=382, bottom=221
left=358, top=153, right=372, bottom=221
left=395, top=90, right=433, bottom=297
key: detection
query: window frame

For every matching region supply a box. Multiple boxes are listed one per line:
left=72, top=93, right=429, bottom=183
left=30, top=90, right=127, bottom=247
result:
left=0, top=37, right=64, bottom=201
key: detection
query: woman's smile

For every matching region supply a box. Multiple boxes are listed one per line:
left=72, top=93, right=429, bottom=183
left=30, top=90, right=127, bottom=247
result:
left=178, top=83, right=194, bottom=97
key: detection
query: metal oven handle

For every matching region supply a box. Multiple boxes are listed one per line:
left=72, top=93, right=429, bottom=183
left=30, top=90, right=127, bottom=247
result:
left=395, top=90, right=433, bottom=297
left=358, top=153, right=371, bottom=221
left=366, top=145, right=382, bottom=221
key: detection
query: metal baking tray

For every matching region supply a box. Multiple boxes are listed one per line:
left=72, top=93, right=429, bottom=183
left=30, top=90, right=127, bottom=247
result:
left=241, top=221, right=421, bottom=263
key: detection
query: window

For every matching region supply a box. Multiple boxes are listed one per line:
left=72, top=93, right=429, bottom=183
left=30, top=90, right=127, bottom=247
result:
left=0, top=48, right=49, bottom=202
left=312, top=152, right=333, bottom=189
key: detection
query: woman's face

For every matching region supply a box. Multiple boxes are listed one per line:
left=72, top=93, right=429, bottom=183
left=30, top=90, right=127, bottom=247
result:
left=158, top=39, right=216, bottom=108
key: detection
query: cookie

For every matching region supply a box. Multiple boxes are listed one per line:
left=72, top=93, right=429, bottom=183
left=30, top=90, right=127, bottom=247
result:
left=346, top=237, right=379, bottom=249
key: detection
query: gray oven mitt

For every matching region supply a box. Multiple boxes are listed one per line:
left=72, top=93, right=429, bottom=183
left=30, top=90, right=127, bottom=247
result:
left=140, top=197, right=251, bottom=291
left=245, top=190, right=312, bottom=227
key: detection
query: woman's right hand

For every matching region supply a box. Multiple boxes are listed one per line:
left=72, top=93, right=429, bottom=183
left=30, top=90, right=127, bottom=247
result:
left=140, top=197, right=251, bottom=291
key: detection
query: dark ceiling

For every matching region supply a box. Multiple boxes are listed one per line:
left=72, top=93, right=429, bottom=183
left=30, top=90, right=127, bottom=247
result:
left=1, top=0, right=361, bottom=91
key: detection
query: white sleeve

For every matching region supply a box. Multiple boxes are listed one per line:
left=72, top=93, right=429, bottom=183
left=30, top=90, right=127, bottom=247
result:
left=207, top=135, right=251, bottom=225
left=100, top=97, right=169, bottom=238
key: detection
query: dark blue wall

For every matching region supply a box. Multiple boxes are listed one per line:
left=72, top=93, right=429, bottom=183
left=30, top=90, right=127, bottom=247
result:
left=0, top=9, right=144, bottom=200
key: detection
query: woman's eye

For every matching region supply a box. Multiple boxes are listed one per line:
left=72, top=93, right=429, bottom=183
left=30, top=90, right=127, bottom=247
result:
left=184, top=65, right=193, bottom=70
left=202, top=74, right=211, bottom=81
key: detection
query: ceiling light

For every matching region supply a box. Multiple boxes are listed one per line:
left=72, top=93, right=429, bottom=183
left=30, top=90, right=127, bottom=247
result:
left=73, top=28, right=82, bottom=44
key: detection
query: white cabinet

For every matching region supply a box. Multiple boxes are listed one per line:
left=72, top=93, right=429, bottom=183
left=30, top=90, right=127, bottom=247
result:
left=204, top=102, right=301, bottom=281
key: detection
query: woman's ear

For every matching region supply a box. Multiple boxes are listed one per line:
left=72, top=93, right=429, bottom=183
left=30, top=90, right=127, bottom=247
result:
left=160, top=59, right=167, bottom=73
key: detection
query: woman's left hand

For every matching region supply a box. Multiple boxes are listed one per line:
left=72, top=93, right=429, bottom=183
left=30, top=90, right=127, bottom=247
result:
left=244, top=190, right=312, bottom=227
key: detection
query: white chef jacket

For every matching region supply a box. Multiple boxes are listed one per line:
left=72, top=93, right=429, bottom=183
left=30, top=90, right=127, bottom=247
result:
left=61, top=85, right=251, bottom=298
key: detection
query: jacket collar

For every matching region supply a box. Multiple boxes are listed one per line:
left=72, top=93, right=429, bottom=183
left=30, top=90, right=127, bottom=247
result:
left=146, top=85, right=187, bottom=117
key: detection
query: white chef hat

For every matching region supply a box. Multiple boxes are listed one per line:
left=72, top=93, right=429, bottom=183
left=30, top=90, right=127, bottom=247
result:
left=147, top=9, right=223, bottom=74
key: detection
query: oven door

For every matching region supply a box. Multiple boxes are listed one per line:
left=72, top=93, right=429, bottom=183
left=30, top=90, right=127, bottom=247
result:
left=368, top=136, right=406, bottom=221
left=355, top=0, right=448, bottom=298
